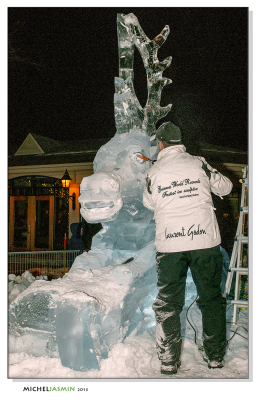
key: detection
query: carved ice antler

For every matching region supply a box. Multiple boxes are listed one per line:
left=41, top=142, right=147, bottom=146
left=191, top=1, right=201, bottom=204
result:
left=115, top=13, right=172, bottom=136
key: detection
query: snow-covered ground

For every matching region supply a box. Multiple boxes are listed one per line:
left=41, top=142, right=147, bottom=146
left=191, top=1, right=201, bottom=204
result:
left=8, top=301, right=249, bottom=379
left=6, top=301, right=252, bottom=398
left=6, top=266, right=252, bottom=400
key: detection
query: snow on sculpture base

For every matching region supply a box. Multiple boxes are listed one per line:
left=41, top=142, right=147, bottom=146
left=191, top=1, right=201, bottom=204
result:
left=8, top=258, right=197, bottom=372
left=8, top=245, right=158, bottom=370
left=8, top=305, right=249, bottom=379
left=9, top=324, right=59, bottom=359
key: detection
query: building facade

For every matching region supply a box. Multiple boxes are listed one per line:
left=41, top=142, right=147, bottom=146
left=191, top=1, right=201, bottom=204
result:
left=8, top=133, right=107, bottom=251
left=8, top=133, right=247, bottom=254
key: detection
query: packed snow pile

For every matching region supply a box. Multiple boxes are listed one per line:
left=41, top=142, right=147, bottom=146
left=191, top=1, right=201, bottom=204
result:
left=8, top=248, right=197, bottom=369
left=9, top=303, right=248, bottom=379
left=8, top=271, right=48, bottom=303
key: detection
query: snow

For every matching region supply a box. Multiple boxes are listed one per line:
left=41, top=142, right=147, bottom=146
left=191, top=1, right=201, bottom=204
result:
left=7, top=302, right=251, bottom=399
left=8, top=303, right=248, bottom=379
left=8, top=271, right=48, bottom=303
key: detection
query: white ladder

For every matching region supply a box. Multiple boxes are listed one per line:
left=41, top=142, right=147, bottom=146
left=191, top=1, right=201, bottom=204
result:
left=224, top=166, right=248, bottom=324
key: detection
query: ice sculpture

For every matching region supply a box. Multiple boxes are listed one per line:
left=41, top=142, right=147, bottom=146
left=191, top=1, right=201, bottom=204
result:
left=8, top=13, right=197, bottom=372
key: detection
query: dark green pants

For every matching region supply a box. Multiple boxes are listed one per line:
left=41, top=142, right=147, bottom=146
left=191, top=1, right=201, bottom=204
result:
left=152, top=245, right=227, bottom=364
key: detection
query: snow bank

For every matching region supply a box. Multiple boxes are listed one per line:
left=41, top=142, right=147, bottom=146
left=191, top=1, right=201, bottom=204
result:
left=8, top=304, right=248, bottom=379
left=8, top=271, right=48, bottom=303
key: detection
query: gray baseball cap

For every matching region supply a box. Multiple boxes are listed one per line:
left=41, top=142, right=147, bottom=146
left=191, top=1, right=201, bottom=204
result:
left=150, top=122, right=181, bottom=143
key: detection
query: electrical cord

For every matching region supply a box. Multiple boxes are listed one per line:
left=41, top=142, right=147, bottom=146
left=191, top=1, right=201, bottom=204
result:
left=241, top=325, right=248, bottom=333
left=228, top=328, right=238, bottom=343
left=186, top=295, right=248, bottom=345
left=226, top=303, right=233, bottom=312
left=185, top=295, right=199, bottom=344
left=226, top=321, right=248, bottom=342
left=230, top=330, right=248, bottom=341
left=225, top=306, right=248, bottom=343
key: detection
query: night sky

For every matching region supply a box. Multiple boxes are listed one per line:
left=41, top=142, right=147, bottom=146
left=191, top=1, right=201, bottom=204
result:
left=8, top=7, right=248, bottom=154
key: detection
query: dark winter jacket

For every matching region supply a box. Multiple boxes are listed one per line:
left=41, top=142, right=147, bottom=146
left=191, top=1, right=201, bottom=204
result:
left=68, top=223, right=86, bottom=250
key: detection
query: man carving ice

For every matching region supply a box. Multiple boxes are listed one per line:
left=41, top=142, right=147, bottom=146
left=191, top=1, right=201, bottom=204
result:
left=143, top=121, right=233, bottom=375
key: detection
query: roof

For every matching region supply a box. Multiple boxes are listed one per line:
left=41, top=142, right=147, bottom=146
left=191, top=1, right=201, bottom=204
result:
left=9, top=133, right=111, bottom=166
left=8, top=153, right=97, bottom=166
left=14, top=133, right=62, bottom=156
left=198, top=142, right=248, bottom=164
left=9, top=133, right=247, bottom=167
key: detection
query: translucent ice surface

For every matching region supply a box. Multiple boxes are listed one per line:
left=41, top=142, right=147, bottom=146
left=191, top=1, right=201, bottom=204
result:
left=8, top=13, right=200, bottom=372
left=55, top=293, right=108, bottom=371
left=79, top=129, right=157, bottom=227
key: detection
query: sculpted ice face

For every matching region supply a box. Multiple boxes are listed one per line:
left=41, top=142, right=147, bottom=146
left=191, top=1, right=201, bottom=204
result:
left=78, top=172, right=123, bottom=223
left=78, top=129, right=158, bottom=250
left=79, top=128, right=158, bottom=224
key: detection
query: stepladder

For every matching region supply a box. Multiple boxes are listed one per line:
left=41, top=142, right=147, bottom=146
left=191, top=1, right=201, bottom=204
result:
left=224, top=166, right=248, bottom=324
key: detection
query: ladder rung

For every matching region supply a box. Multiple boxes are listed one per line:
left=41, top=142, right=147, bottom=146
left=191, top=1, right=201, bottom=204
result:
left=230, top=300, right=248, bottom=307
left=235, top=236, right=248, bottom=242
left=240, top=206, right=248, bottom=213
left=229, top=268, right=248, bottom=273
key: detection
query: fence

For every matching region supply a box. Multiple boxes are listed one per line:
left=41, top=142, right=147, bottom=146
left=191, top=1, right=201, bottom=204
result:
left=8, top=250, right=85, bottom=279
